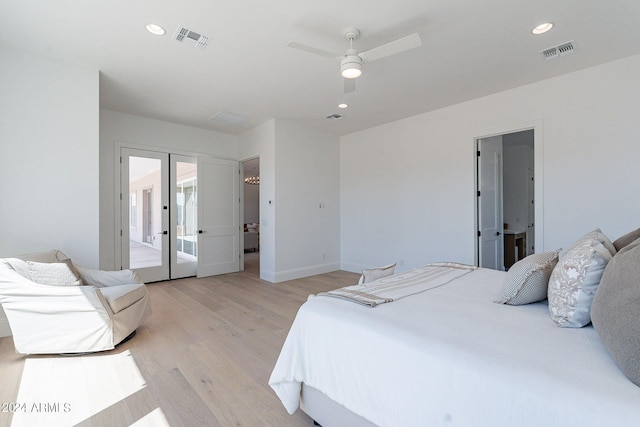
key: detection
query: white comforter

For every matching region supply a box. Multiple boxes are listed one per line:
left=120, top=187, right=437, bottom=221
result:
left=269, top=267, right=640, bottom=427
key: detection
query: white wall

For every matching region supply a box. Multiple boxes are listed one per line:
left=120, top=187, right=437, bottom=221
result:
left=99, top=109, right=237, bottom=269
left=0, top=47, right=100, bottom=266
left=238, top=120, right=276, bottom=280
left=238, top=119, right=340, bottom=282
left=340, top=53, right=640, bottom=273
left=273, top=120, right=341, bottom=282
left=0, top=46, right=100, bottom=337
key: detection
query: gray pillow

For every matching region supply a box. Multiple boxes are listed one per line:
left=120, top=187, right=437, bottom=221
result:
left=495, top=250, right=559, bottom=305
left=613, top=227, right=640, bottom=252
left=591, top=239, right=640, bottom=386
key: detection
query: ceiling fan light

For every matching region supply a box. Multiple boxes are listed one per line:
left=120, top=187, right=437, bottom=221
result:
left=341, top=57, right=362, bottom=78
left=342, top=67, right=361, bottom=79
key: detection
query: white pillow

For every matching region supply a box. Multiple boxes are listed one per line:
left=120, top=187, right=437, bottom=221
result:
left=495, top=250, right=559, bottom=305
left=564, top=228, right=616, bottom=256
left=358, top=263, right=396, bottom=284
left=27, top=260, right=83, bottom=286
left=548, top=231, right=613, bottom=327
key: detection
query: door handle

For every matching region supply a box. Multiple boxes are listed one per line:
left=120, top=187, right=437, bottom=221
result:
left=157, top=231, right=168, bottom=235
left=496, top=231, right=502, bottom=236
left=198, top=230, right=207, bottom=234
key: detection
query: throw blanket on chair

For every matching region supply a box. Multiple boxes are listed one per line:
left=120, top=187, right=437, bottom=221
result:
left=318, top=262, right=477, bottom=307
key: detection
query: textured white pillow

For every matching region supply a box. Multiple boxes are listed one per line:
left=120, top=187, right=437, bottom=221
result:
left=565, top=228, right=616, bottom=257
left=495, top=250, right=559, bottom=305
left=548, top=231, right=613, bottom=327
left=358, top=263, right=396, bottom=284
left=27, top=260, right=83, bottom=286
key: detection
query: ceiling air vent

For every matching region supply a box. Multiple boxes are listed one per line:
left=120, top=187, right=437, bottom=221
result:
left=326, top=113, right=343, bottom=120
left=209, top=111, right=247, bottom=125
left=540, top=41, right=575, bottom=60
left=174, top=26, right=210, bottom=50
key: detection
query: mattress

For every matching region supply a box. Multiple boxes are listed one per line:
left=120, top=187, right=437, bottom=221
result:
left=269, top=267, right=640, bottom=427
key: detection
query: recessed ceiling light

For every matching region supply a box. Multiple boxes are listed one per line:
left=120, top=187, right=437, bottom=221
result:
left=146, top=24, right=166, bottom=36
left=531, top=22, right=554, bottom=35
left=338, top=103, right=349, bottom=109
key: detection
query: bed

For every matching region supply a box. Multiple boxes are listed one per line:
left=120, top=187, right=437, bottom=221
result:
left=269, top=229, right=640, bottom=427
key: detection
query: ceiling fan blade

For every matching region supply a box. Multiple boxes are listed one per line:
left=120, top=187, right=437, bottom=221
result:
left=359, top=33, right=422, bottom=63
left=344, top=78, right=356, bottom=94
left=286, top=41, right=340, bottom=59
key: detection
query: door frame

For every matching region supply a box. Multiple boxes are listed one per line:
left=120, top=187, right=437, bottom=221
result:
left=239, top=156, right=261, bottom=273
left=473, top=121, right=545, bottom=267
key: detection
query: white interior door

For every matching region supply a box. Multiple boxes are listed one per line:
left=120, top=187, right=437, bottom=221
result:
left=121, top=148, right=170, bottom=282
left=478, top=137, right=504, bottom=270
left=197, top=157, right=240, bottom=277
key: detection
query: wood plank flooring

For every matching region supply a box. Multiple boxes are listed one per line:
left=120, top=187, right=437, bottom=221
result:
left=0, top=258, right=359, bottom=426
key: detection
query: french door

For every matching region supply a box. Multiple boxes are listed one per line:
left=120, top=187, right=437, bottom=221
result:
left=121, top=148, right=240, bottom=282
left=197, top=157, right=240, bottom=277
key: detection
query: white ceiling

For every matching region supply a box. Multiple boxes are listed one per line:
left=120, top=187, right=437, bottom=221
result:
left=2, top=0, right=640, bottom=136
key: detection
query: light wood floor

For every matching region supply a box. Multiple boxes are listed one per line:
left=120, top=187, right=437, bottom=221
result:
left=0, top=257, right=359, bottom=426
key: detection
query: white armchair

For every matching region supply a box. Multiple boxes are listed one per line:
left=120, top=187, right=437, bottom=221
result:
left=0, top=250, right=151, bottom=354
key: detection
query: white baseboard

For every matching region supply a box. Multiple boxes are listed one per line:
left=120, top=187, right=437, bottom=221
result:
left=260, top=269, right=276, bottom=283
left=272, top=262, right=341, bottom=283
left=339, top=261, right=367, bottom=274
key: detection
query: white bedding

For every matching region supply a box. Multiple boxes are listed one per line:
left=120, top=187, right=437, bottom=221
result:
left=269, top=267, right=640, bottom=427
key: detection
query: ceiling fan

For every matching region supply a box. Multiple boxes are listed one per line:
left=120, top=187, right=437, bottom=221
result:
left=287, top=27, right=422, bottom=93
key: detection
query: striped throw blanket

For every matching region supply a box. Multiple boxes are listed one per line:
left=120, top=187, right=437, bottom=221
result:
left=319, top=262, right=477, bottom=307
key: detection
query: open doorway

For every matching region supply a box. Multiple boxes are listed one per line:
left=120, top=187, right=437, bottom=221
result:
left=242, top=157, right=260, bottom=275
left=477, top=129, right=534, bottom=271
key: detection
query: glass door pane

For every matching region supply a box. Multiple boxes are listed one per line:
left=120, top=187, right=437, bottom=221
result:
left=121, top=148, right=169, bottom=282
left=171, top=156, right=198, bottom=278
left=129, top=156, right=162, bottom=268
